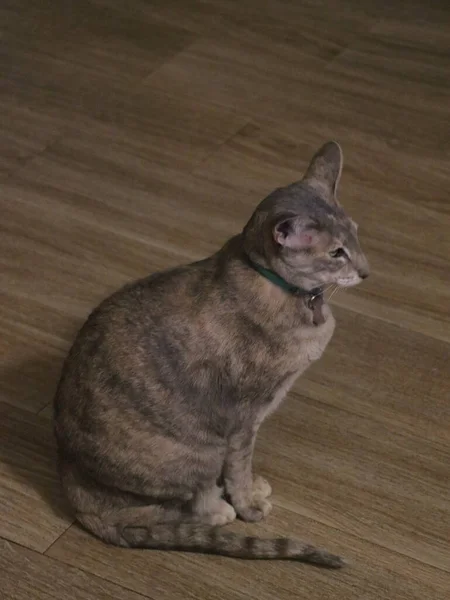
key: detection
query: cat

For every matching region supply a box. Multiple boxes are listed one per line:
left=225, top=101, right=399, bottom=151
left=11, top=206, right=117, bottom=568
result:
left=54, top=141, right=369, bottom=567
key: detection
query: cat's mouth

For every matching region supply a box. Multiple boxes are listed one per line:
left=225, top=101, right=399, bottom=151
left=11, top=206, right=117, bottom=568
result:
left=336, top=276, right=363, bottom=288
left=321, top=276, right=364, bottom=303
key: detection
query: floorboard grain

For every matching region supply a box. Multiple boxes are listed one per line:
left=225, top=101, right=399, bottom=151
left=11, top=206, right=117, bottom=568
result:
left=0, top=404, right=72, bottom=552
left=0, top=539, right=148, bottom=600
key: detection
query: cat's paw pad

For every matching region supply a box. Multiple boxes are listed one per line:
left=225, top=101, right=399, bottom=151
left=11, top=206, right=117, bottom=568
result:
left=237, top=499, right=272, bottom=522
left=252, top=475, right=272, bottom=500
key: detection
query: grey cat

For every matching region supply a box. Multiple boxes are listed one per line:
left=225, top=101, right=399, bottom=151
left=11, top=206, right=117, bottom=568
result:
left=54, top=141, right=369, bottom=567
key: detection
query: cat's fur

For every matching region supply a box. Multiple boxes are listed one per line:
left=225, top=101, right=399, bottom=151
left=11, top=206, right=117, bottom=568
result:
left=54, top=142, right=369, bottom=567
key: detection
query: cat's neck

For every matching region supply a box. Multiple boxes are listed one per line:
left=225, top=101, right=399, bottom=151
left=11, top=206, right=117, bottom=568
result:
left=214, top=235, right=329, bottom=328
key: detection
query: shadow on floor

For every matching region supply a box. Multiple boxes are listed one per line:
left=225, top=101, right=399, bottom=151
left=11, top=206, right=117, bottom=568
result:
left=1, top=349, right=77, bottom=524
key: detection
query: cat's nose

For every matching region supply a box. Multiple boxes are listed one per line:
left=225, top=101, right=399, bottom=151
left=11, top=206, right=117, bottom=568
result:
left=357, top=256, right=370, bottom=280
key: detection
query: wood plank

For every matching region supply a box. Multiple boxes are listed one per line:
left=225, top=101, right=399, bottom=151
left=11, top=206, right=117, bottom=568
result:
left=91, top=0, right=377, bottom=55
left=37, top=403, right=54, bottom=420
left=0, top=97, right=63, bottom=177
left=0, top=404, right=72, bottom=551
left=0, top=1, right=195, bottom=177
left=143, top=34, right=328, bottom=114
left=0, top=8, right=194, bottom=107
left=0, top=539, right=147, bottom=600
left=339, top=21, right=450, bottom=93
left=300, top=307, right=450, bottom=445
left=1, top=0, right=85, bottom=46
left=0, top=14, right=196, bottom=168
left=256, top=392, right=450, bottom=571
left=15, top=97, right=247, bottom=180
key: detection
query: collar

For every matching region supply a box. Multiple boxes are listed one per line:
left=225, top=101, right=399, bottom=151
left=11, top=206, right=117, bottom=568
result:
left=245, top=255, right=325, bottom=326
left=245, top=255, right=322, bottom=298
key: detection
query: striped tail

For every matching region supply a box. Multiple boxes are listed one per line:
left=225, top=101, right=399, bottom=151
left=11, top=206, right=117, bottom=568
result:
left=120, top=523, right=344, bottom=567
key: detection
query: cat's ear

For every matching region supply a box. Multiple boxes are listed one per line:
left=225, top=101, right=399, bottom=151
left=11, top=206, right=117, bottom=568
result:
left=302, top=141, right=343, bottom=204
left=273, top=217, right=321, bottom=250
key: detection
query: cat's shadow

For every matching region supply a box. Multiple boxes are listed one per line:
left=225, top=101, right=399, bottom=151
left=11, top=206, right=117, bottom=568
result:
left=1, top=351, right=75, bottom=523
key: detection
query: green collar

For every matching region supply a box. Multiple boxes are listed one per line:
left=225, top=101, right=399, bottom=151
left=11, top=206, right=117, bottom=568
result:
left=245, top=256, right=322, bottom=298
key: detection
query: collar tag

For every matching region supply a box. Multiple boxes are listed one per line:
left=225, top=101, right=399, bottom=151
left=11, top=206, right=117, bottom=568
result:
left=308, top=293, right=325, bottom=326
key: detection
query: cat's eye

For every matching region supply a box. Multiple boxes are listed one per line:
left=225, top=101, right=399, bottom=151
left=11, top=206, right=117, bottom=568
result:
left=329, top=248, right=347, bottom=258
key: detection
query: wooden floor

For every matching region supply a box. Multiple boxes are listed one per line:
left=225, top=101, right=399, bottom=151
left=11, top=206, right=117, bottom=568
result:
left=1, top=0, right=450, bottom=598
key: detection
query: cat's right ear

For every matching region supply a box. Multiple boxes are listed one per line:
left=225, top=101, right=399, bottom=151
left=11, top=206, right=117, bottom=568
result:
left=302, top=141, right=343, bottom=204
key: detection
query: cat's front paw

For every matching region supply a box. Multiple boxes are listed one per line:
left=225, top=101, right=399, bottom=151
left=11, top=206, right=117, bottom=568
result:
left=236, top=498, right=272, bottom=522
left=207, top=501, right=237, bottom=526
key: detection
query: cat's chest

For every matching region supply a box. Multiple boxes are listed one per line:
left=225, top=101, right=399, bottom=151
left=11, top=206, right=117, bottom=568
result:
left=239, top=306, right=335, bottom=398
left=254, top=310, right=335, bottom=422
left=279, top=305, right=336, bottom=370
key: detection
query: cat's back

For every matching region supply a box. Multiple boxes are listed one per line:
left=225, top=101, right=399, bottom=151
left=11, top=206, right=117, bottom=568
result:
left=73, top=258, right=213, bottom=347
left=53, top=259, right=216, bottom=417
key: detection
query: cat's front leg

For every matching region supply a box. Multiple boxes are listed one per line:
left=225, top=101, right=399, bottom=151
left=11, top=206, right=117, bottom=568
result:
left=223, top=430, right=272, bottom=522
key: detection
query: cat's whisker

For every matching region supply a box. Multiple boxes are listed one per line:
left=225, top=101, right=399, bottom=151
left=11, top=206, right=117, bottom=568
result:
left=322, top=283, right=336, bottom=297
left=321, top=283, right=336, bottom=295
left=327, top=285, right=340, bottom=303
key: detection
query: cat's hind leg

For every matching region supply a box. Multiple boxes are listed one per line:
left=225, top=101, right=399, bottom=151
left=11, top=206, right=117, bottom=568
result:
left=77, top=504, right=181, bottom=546
left=77, top=486, right=236, bottom=549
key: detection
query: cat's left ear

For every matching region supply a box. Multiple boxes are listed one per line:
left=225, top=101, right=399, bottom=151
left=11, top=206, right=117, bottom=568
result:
left=302, top=141, right=343, bottom=205
left=273, top=217, right=323, bottom=251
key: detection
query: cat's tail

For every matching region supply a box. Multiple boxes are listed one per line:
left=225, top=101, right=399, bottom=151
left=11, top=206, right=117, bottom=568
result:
left=78, top=514, right=344, bottom=567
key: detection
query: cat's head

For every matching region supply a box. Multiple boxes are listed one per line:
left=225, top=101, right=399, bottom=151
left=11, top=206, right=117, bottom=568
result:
left=243, top=141, right=369, bottom=292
